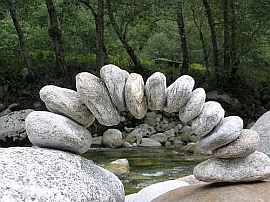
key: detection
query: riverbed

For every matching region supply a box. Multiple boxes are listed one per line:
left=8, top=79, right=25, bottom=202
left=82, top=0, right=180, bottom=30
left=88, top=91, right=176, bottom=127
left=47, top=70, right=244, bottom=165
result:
left=83, top=147, right=205, bottom=194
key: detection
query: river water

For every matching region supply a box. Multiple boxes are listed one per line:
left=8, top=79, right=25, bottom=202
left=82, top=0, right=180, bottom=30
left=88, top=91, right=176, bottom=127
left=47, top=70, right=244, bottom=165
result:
left=83, top=147, right=205, bottom=194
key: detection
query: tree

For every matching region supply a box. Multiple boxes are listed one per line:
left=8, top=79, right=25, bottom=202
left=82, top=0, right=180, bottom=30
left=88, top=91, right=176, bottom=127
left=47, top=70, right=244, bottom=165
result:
left=176, top=1, right=190, bottom=74
left=78, top=0, right=107, bottom=69
left=45, top=0, right=69, bottom=79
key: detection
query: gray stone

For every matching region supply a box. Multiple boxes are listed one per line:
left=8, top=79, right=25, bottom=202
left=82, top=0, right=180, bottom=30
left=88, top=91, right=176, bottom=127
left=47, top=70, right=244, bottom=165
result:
left=179, top=88, right=206, bottom=123
left=105, top=159, right=130, bottom=175
left=173, top=123, right=183, bottom=134
left=155, top=118, right=170, bottom=132
left=164, top=129, right=175, bottom=139
left=100, top=64, right=129, bottom=111
left=125, top=73, right=147, bottom=119
left=102, top=129, right=123, bottom=148
left=164, top=75, right=195, bottom=113
left=213, top=129, right=260, bottom=158
left=199, top=116, right=243, bottom=150
left=40, top=85, right=95, bottom=127
left=191, top=101, right=225, bottom=137
left=123, top=142, right=133, bottom=148
left=139, top=138, right=161, bottom=147
left=76, top=72, right=121, bottom=126
left=180, top=142, right=212, bottom=155
left=169, top=136, right=184, bottom=145
left=0, top=147, right=124, bottom=201
left=0, top=103, right=19, bottom=117
left=25, top=111, right=92, bottom=154
left=144, top=111, right=161, bottom=126
left=251, top=111, right=270, bottom=156
left=194, top=151, right=270, bottom=182
left=179, top=125, right=198, bottom=143
left=125, top=124, right=156, bottom=144
left=124, top=127, right=134, bottom=133
left=145, top=72, right=166, bottom=110
left=0, top=109, right=33, bottom=142
left=150, top=133, right=167, bottom=143
left=92, top=136, right=102, bottom=146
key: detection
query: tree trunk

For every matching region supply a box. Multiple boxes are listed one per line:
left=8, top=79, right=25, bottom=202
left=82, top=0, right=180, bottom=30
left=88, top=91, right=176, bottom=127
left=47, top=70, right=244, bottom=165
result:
left=223, top=0, right=230, bottom=70
left=202, top=0, right=220, bottom=80
left=107, top=0, right=143, bottom=73
left=176, top=1, right=190, bottom=74
left=230, top=0, right=238, bottom=77
left=45, top=0, right=69, bottom=79
left=9, top=0, right=33, bottom=72
left=95, top=0, right=107, bottom=69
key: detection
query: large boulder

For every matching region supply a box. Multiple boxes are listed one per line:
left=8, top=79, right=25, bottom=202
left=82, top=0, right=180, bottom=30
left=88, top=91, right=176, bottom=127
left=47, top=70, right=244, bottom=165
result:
left=100, top=64, right=129, bottom=112
left=199, top=116, right=243, bottom=150
left=213, top=129, right=259, bottom=158
left=164, top=75, right=195, bottom=113
left=25, top=111, right=92, bottom=154
left=153, top=181, right=270, bottom=202
left=125, top=73, right=147, bottom=119
left=0, top=147, right=125, bottom=202
left=76, top=72, right=121, bottom=126
left=251, top=111, right=270, bottom=156
left=0, top=109, right=33, bottom=144
left=191, top=101, right=225, bottom=137
left=40, top=85, right=95, bottom=127
left=102, top=129, right=123, bottom=148
left=179, top=88, right=206, bottom=123
left=194, top=151, right=270, bottom=182
left=145, top=72, right=166, bottom=110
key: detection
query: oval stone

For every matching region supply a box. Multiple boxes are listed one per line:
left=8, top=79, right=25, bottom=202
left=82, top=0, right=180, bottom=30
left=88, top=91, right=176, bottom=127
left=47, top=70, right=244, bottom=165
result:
left=100, top=64, right=129, bottom=112
left=199, top=116, right=243, bottom=150
left=40, top=85, right=95, bottom=127
left=194, top=151, right=270, bottom=182
left=213, top=129, right=259, bottom=158
left=145, top=72, right=166, bottom=111
left=191, top=101, right=225, bottom=137
left=125, top=73, right=147, bottom=119
left=25, top=111, right=92, bottom=154
left=164, top=75, right=195, bottom=113
left=76, top=72, right=121, bottom=126
left=179, top=88, right=206, bottom=123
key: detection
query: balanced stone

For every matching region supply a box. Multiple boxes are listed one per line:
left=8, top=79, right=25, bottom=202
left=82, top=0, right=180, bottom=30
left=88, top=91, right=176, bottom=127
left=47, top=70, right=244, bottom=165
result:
left=102, top=129, right=123, bottom=148
left=191, top=101, right=225, bottom=137
left=213, top=129, right=259, bottom=158
left=199, top=116, right=243, bottom=150
left=194, top=151, right=270, bottom=182
left=25, top=111, right=92, bottom=154
left=100, top=64, right=129, bottom=111
left=125, top=73, right=147, bottom=119
left=179, top=88, right=206, bottom=123
left=164, top=75, right=195, bottom=113
left=76, top=72, right=121, bottom=126
left=40, top=85, right=95, bottom=127
left=145, top=72, right=166, bottom=110
left=0, top=147, right=125, bottom=201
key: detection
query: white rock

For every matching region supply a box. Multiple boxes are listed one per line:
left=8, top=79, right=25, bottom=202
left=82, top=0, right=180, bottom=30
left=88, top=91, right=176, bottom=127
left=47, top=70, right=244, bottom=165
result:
left=145, top=72, right=166, bottom=110
left=199, top=116, right=243, bottom=150
left=191, top=101, right=225, bottom=137
left=25, top=111, right=92, bottom=154
left=164, top=75, right=195, bottom=113
left=125, top=73, right=147, bottom=119
left=102, top=129, right=123, bottom=148
left=0, top=147, right=125, bottom=201
left=179, top=88, right=206, bottom=123
left=100, top=64, right=129, bottom=111
left=40, top=85, right=95, bottom=127
left=76, top=72, right=121, bottom=126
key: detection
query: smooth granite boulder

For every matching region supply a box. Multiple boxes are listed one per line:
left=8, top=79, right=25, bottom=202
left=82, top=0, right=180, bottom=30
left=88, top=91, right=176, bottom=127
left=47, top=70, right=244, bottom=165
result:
left=164, top=75, right=195, bottom=113
left=213, top=129, right=259, bottom=158
left=40, top=85, right=95, bottom=127
left=100, top=64, right=129, bottom=112
left=199, top=116, right=243, bottom=150
left=179, top=88, right=206, bottom=123
left=76, top=72, right=121, bottom=126
left=25, top=111, right=92, bottom=154
left=125, top=73, right=147, bottom=119
left=191, top=101, right=225, bottom=137
left=102, top=129, right=123, bottom=148
left=194, top=151, right=270, bottom=182
left=0, top=147, right=125, bottom=202
left=145, top=72, right=166, bottom=110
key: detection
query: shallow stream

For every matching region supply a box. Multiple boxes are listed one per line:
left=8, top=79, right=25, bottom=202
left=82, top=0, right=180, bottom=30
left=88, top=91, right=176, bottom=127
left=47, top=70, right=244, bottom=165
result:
left=83, top=147, right=205, bottom=194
